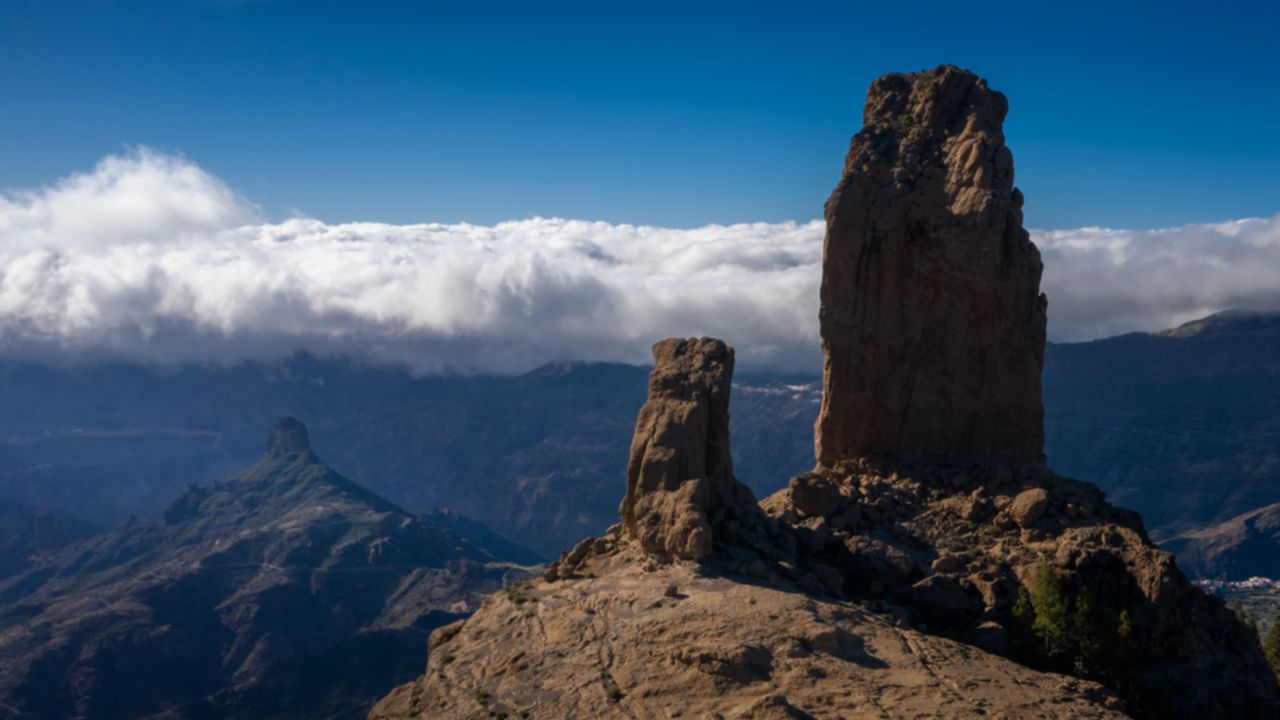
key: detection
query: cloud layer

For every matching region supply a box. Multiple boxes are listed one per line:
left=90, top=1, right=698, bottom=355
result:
left=1, top=150, right=1277, bottom=372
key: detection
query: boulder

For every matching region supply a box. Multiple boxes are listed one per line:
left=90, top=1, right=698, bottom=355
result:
left=1010, top=488, right=1050, bottom=528
left=788, top=473, right=842, bottom=518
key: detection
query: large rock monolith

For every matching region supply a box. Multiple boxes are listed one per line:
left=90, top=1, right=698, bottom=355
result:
left=815, top=65, right=1048, bottom=471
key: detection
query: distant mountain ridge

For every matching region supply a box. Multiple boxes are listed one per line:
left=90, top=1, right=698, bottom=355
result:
left=0, top=309, right=1277, bottom=572
left=1043, top=308, right=1280, bottom=543
left=1157, top=309, right=1280, bottom=338
left=1164, top=502, right=1280, bottom=581
left=0, top=419, right=530, bottom=720
left=0, top=357, right=817, bottom=558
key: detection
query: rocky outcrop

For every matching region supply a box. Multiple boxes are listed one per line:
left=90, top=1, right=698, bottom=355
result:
left=371, top=66, right=1280, bottom=720
left=761, top=462, right=1280, bottom=719
left=619, top=338, right=756, bottom=560
left=266, top=415, right=311, bottom=457
left=816, top=65, right=1047, bottom=471
left=372, top=334, right=1133, bottom=719
left=372, top=559, right=1127, bottom=720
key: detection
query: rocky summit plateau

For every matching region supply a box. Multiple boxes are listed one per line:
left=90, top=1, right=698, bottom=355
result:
left=371, top=67, right=1280, bottom=720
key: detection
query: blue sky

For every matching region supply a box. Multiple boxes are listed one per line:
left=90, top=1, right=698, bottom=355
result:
left=2, top=0, right=1278, bottom=229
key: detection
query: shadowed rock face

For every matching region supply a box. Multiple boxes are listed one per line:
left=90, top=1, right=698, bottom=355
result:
left=816, top=65, right=1048, bottom=471
left=620, top=338, right=753, bottom=559
left=267, top=416, right=311, bottom=457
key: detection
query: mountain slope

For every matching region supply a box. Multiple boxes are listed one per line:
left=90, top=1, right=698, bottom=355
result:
left=1043, top=310, right=1280, bottom=541
left=0, top=419, right=531, bottom=720
left=0, top=501, right=63, bottom=580
left=1164, top=502, right=1280, bottom=581
left=0, top=358, right=817, bottom=557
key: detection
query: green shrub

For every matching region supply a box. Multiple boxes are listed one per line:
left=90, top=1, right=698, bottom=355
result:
left=504, top=584, right=527, bottom=605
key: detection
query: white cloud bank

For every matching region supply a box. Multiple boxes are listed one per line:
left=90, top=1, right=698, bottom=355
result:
left=1, top=149, right=1277, bottom=372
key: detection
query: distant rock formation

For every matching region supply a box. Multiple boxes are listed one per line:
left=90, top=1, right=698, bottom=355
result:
left=620, top=338, right=756, bottom=559
left=267, top=415, right=311, bottom=457
left=0, top=419, right=529, bottom=720
left=816, top=65, right=1047, bottom=471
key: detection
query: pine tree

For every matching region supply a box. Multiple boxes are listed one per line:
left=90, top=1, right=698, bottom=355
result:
left=1028, top=564, right=1072, bottom=661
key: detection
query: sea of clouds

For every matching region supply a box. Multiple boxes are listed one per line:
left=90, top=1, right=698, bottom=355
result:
left=2, top=149, right=1278, bottom=373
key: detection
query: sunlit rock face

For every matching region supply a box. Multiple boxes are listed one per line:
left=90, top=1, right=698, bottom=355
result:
left=620, top=337, right=756, bottom=560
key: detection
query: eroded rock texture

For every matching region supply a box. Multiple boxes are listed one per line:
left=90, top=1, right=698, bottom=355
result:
left=371, top=560, right=1128, bottom=720
left=816, top=65, right=1048, bottom=471
left=620, top=338, right=754, bottom=559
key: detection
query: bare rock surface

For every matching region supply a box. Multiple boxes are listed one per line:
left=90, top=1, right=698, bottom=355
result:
left=815, top=65, right=1047, bottom=471
left=371, top=558, right=1126, bottom=720
left=1010, top=487, right=1050, bottom=528
left=620, top=338, right=756, bottom=560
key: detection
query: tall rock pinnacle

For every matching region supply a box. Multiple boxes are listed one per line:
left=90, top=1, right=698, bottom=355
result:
left=815, top=66, right=1048, bottom=471
left=620, top=338, right=752, bottom=559
left=267, top=416, right=311, bottom=458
